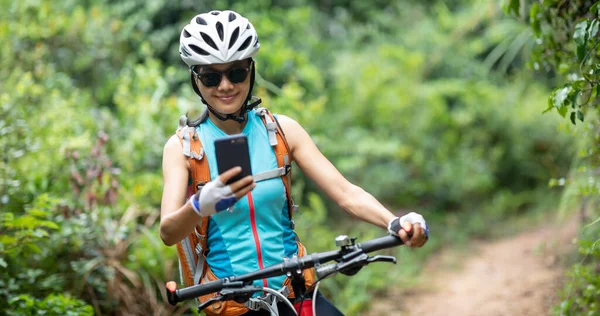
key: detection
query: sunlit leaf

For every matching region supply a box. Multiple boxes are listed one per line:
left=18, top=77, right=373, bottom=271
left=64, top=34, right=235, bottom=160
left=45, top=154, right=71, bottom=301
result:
left=39, top=220, right=59, bottom=230
left=574, top=20, right=589, bottom=47
left=589, top=19, right=599, bottom=38
left=551, top=86, right=572, bottom=110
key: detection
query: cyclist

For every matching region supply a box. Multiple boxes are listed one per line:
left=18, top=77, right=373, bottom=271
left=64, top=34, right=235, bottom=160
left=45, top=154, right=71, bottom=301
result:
left=160, top=9, right=429, bottom=316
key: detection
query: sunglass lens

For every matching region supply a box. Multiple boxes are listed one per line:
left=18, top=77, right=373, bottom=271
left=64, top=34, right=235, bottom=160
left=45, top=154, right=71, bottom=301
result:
left=227, top=68, right=249, bottom=84
left=200, top=73, right=221, bottom=87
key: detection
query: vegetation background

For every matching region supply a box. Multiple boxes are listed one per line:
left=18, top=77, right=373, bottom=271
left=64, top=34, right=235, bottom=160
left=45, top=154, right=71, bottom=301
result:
left=0, top=0, right=598, bottom=315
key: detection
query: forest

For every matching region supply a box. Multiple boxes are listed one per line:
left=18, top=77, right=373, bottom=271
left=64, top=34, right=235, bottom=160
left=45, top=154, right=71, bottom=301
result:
left=1, top=0, right=599, bottom=315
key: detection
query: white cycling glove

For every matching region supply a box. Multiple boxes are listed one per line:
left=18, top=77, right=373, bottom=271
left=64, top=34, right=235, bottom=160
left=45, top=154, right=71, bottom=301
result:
left=387, top=212, right=429, bottom=238
left=189, top=177, right=238, bottom=217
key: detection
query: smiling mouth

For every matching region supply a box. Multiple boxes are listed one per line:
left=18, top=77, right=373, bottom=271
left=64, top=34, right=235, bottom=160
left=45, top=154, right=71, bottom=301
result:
left=217, top=93, right=238, bottom=101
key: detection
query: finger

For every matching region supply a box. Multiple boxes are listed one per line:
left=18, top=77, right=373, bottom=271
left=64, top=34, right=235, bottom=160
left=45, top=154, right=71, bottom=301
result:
left=217, top=167, right=242, bottom=185
left=411, top=223, right=423, bottom=243
left=398, top=222, right=412, bottom=246
left=233, top=181, right=256, bottom=200
left=228, top=175, right=255, bottom=192
left=403, top=221, right=413, bottom=237
left=412, top=224, right=428, bottom=248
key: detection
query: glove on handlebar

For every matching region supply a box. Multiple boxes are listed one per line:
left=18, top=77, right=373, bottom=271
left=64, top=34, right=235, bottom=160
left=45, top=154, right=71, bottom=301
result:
left=387, top=212, right=429, bottom=238
left=189, top=178, right=238, bottom=217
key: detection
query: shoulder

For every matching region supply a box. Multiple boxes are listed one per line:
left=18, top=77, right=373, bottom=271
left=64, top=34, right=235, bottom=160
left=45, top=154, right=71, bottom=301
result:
left=163, top=133, right=190, bottom=170
left=275, top=114, right=303, bottom=136
left=273, top=114, right=312, bottom=157
left=164, top=133, right=183, bottom=153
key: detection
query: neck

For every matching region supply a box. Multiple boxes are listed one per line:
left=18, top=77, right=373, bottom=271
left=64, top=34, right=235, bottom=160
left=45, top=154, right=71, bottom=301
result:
left=207, top=111, right=247, bottom=135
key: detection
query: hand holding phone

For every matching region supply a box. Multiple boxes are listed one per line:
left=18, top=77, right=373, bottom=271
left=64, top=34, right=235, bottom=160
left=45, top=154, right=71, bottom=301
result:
left=189, top=167, right=255, bottom=216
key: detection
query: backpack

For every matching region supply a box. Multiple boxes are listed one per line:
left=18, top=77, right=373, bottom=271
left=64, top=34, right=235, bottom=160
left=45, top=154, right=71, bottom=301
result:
left=174, top=107, right=316, bottom=316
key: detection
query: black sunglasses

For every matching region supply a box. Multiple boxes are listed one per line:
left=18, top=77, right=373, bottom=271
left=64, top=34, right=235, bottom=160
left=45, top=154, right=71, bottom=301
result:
left=192, top=62, right=253, bottom=88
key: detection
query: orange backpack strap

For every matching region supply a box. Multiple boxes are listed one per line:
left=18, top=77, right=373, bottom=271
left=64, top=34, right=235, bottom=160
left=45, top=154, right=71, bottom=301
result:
left=255, top=108, right=298, bottom=220
left=175, top=117, right=211, bottom=287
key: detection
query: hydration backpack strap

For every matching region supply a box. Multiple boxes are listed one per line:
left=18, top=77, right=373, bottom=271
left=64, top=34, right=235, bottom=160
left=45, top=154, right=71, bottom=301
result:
left=175, top=118, right=212, bottom=288
left=255, top=108, right=298, bottom=219
left=253, top=166, right=289, bottom=182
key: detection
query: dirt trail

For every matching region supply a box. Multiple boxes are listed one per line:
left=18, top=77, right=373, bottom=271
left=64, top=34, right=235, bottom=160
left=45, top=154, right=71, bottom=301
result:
left=367, top=218, right=579, bottom=316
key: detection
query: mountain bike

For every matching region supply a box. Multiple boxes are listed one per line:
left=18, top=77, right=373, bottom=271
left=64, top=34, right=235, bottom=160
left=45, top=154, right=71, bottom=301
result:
left=166, top=234, right=404, bottom=315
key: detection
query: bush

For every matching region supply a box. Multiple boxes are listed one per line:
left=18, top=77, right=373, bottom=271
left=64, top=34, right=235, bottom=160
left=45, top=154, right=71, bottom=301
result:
left=7, top=294, right=94, bottom=316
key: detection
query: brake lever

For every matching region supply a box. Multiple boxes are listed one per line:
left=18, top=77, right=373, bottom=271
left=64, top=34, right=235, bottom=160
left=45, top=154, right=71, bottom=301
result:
left=197, top=285, right=263, bottom=312
left=337, top=253, right=368, bottom=276
left=367, top=255, right=397, bottom=264
left=337, top=254, right=397, bottom=276
left=220, top=285, right=263, bottom=303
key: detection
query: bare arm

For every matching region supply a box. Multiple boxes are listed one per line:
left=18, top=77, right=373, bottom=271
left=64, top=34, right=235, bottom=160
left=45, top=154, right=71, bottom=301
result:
left=159, top=134, right=201, bottom=246
left=277, top=115, right=395, bottom=229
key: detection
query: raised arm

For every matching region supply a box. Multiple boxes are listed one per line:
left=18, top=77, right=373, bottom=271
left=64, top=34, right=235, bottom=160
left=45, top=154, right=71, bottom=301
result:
left=277, top=115, right=427, bottom=247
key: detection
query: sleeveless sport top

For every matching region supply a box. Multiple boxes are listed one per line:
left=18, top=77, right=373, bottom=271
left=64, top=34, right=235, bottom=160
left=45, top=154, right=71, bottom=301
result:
left=196, top=110, right=298, bottom=290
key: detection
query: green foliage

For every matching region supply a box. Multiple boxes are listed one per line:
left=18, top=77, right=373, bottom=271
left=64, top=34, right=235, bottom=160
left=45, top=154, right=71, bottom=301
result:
left=511, top=1, right=600, bottom=124
left=0, top=0, right=578, bottom=314
left=508, top=2, right=600, bottom=311
left=0, top=194, right=64, bottom=312
left=0, top=194, right=59, bottom=258
left=7, top=293, right=94, bottom=316
left=555, top=228, right=600, bottom=315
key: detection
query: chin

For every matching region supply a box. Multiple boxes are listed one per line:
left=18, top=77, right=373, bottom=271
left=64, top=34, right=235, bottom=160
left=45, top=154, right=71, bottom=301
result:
left=211, top=100, right=245, bottom=114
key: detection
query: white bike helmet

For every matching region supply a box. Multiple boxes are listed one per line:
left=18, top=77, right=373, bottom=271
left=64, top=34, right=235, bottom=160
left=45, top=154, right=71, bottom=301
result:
left=179, top=10, right=260, bottom=66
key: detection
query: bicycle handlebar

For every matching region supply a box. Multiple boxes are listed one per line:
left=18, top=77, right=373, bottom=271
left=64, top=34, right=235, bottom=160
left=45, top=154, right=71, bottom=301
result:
left=166, top=234, right=403, bottom=306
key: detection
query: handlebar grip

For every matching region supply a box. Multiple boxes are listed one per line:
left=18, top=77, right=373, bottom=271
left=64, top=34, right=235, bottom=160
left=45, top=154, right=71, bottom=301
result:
left=166, top=281, right=178, bottom=306
left=358, top=235, right=403, bottom=253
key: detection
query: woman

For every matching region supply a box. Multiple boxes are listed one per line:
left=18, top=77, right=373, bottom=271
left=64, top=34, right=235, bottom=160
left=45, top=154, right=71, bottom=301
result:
left=160, top=10, right=429, bottom=316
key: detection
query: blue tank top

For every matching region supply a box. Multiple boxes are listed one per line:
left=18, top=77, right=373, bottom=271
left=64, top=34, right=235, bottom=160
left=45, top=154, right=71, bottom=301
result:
left=196, top=110, right=298, bottom=290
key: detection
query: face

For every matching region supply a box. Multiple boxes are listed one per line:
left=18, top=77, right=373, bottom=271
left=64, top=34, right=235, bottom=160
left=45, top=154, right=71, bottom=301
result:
left=193, top=60, right=252, bottom=115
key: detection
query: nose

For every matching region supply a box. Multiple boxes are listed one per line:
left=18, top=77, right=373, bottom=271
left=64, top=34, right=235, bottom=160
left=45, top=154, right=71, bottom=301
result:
left=217, top=74, right=234, bottom=91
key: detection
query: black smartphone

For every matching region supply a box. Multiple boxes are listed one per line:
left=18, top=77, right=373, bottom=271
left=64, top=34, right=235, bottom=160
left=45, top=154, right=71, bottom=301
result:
left=214, top=134, right=252, bottom=185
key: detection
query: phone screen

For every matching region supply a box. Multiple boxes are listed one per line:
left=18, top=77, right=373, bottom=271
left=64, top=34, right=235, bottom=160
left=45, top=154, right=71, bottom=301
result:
left=214, top=134, right=252, bottom=185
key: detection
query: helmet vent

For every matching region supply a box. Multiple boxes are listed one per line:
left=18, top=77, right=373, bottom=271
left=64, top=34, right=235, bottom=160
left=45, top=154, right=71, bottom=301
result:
left=216, top=22, right=224, bottom=41
left=211, top=11, right=220, bottom=15
left=246, top=24, right=251, bottom=30
left=229, top=13, right=236, bottom=22
left=200, top=32, right=218, bottom=50
left=180, top=45, right=192, bottom=57
left=196, top=17, right=207, bottom=25
left=189, top=44, right=210, bottom=56
left=183, top=30, right=192, bottom=38
left=229, top=27, right=239, bottom=49
left=238, top=37, right=252, bottom=51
